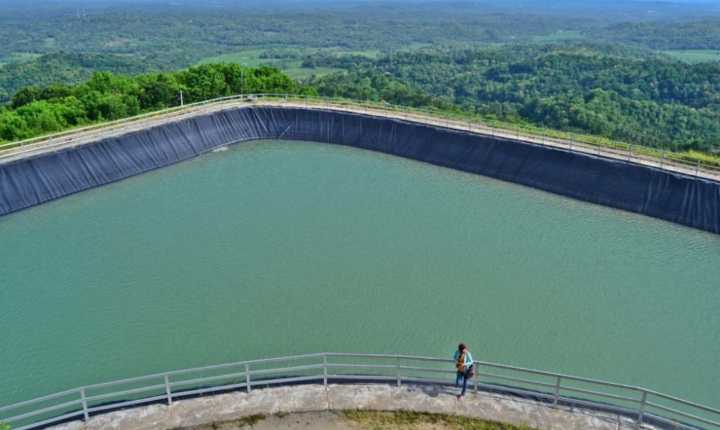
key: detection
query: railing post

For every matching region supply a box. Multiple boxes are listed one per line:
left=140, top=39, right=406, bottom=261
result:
left=164, top=374, right=172, bottom=405
left=553, top=376, right=562, bottom=406
left=322, top=354, right=328, bottom=387
left=474, top=364, right=479, bottom=393
left=660, top=151, right=665, bottom=168
left=80, top=388, right=89, bottom=422
left=245, top=363, right=252, bottom=393
left=696, top=160, right=700, bottom=176
left=396, top=356, right=401, bottom=387
left=628, top=144, right=632, bottom=161
left=637, top=390, right=648, bottom=427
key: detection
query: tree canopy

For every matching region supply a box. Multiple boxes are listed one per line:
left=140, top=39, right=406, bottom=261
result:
left=0, top=64, right=314, bottom=142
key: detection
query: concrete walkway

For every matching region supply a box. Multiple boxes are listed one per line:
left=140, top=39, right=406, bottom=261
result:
left=50, top=383, right=645, bottom=430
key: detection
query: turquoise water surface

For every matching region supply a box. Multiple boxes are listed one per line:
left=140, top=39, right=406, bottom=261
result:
left=1, top=140, right=718, bottom=407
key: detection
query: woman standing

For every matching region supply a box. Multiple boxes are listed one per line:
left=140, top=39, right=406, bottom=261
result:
left=453, top=343, right=474, bottom=399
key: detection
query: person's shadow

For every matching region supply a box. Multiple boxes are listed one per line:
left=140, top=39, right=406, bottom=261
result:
left=404, top=383, right=457, bottom=398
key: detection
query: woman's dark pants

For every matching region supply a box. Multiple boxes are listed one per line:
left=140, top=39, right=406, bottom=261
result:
left=455, top=369, right=470, bottom=396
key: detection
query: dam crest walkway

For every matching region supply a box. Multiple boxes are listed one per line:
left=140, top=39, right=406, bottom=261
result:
left=1, top=94, right=719, bottom=183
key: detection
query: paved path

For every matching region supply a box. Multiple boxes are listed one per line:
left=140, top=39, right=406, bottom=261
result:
left=1, top=98, right=718, bottom=183
left=50, top=384, right=647, bottom=430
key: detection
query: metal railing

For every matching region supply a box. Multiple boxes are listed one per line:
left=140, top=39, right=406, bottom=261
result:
left=0, top=352, right=718, bottom=430
left=0, top=93, right=718, bottom=182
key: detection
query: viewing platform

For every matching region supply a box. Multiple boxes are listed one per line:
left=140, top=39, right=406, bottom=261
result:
left=1, top=353, right=718, bottom=430
left=48, top=383, right=641, bottom=430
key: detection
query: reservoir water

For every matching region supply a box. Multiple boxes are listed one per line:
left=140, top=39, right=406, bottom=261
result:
left=1, top=140, right=718, bottom=408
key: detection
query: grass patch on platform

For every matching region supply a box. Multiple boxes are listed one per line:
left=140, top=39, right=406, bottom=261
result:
left=343, top=410, right=535, bottom=429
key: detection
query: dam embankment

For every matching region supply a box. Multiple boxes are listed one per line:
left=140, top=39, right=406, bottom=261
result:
left=0, top=106, right=718, bottom=233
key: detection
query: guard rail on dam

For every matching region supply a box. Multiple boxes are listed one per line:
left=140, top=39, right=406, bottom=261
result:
left=0, top=353, right=718, bottom=430
left=0, top=93, right=719, bottom=234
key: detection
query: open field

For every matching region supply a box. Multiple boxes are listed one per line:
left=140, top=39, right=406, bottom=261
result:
left=196, top=48, right=380, bottom=80
left=197, top=48, right=294, bottom=68
left=0, top=52, right=41, bottom=66
left=662, top=49, right=720, bottom=63
left=531, top=30, right=584, bottom=43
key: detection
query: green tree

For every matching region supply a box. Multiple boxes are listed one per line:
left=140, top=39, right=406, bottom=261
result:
left=0, top=64, right=314, bottom=143
left=176, top=65, right=229, bottom=102
left=137, top=73, right=182, bottom=109
left=0, top=109, right=29, bottom=141
left=10, top=86, right=43, bottom=108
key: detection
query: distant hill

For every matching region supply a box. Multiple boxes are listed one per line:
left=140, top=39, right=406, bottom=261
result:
left=0, top=52, right=151, bottom=104
left=596, top=19, right=720, bottom=50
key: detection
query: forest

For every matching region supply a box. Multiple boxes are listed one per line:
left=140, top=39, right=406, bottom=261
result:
left=0, top=53, right=150, bottom=104
left=1, top=0, right=720, bottom=156
left=0, top=64, right=313, bottom=141
left=595, top=19, right=720, bottom=50
left=3, top=45, right=720, bottom=157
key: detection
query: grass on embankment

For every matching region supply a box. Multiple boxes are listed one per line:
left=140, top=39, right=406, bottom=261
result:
left=410, top=103, right=720, bottom=169
left=314, top=96, right=720, bottom=169
left=173, top=411, right=536, bottom=429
